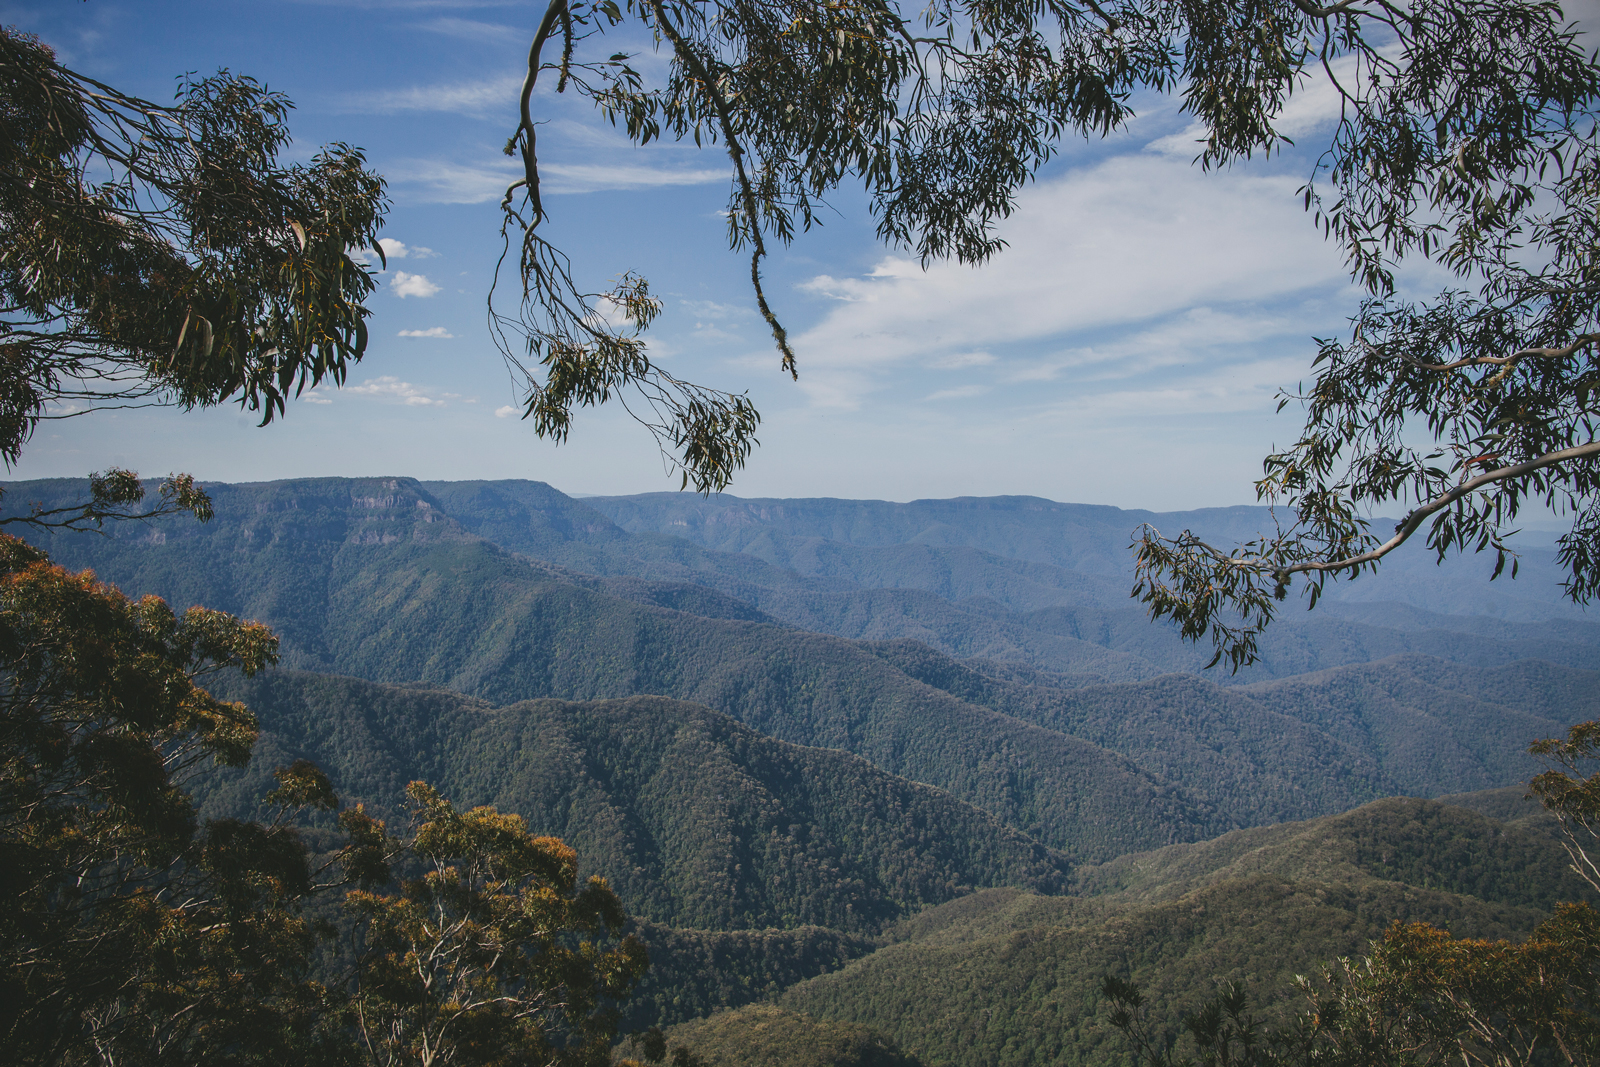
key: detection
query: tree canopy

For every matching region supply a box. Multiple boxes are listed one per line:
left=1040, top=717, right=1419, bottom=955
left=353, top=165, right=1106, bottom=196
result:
left=492, top=0, right=1600, bottom=651
left=0, top=26, right=387, bottom=469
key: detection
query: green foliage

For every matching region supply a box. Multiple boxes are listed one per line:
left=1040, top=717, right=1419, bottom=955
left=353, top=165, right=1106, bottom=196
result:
left=0, top=469, right=213, bottom=532
left=0, top=26, right=387, bottom=463
left=0, top=534, right=351, bottom=1066
left=346, top=782, right=648, bottom=1067
left=1530, top=719, right=1600, bottom=896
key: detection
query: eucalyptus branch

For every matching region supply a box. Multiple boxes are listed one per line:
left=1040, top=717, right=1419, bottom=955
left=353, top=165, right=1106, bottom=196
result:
left=645, top=0, right=798, bottom=377
left=507, top=0, right=569, bottom=223
left=1394, top=333, right=1600, bottom=374
left=0, top=470, right=212, bottom=532
left=1135, top=439, right=1600, bottom=669
left=1279, top=441, right=1600, bottom=576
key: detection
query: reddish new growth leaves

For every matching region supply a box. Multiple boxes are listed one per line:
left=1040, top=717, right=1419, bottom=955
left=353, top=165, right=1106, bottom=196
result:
left=347, top=782, right=648, bottom=1067
left=0, top=535, right=365, bottom=1066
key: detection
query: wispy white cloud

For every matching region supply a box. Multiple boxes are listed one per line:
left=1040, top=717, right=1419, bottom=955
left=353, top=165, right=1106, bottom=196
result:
left=679, top=298, right=749, bottom=320
left=785, top=151, right=1352, bottom=410
left=923, top=384, right=991, bottom=402
left=378, top=238, right=436, bottom=260
left=1002, top=307, right=1307, bottom=385
left=931, top=351, right=996, bottom=370
left=538, top=162, right=728, bottom=193
left=391, top=272, right=441, bottom=299
left=413, top=16, right=522, bottom=40
left=348, top=377, right=447, bottom=407
left=384, top=160, right=520, bottom=204
left=1028, top=354, right=1313, bottom=422
left=398, top=326, right=453, bottom=338
left=494, top=405, right=518, bottom=418
left=384, top=157, right=726, bottom=204
left=337, top=74, right=523, bottom=116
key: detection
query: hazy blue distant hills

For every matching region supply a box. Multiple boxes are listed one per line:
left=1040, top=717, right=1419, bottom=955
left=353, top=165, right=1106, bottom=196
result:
left=15, top=477, right=1590, bottom=687
left=869, top=641, right=1590, bottom=827
left=5, top=476, right=1591, bottom=860
left=582, top=490, right=1591, bottom=623
left=419, top=479, right=1600, bottom=682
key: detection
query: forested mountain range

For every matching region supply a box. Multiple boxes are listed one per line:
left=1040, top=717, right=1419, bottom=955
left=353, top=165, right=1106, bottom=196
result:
left=420, top=480, right=1600, bottom=683
left=6, top=475, right=1596, bottom=1063
left=775, top=797, right=1591, bottom=1067
left=8, top=476, right=1590, bottom=860
left=200, top=671, right=1072, bottom=932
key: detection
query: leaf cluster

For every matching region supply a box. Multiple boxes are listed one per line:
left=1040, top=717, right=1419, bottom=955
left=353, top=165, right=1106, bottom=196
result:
left=0, top=27, right=388, bottom=464
left=345, top=782, right=649, bottom=1067
left=1130, top=1, right=1600, bottom=668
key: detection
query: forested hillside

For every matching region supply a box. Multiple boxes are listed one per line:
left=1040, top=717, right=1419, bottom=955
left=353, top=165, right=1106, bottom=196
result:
left=8, top=475, right=1596, bottom=1063
left=201, top=672, right=1073, bottom=931
left=778, top=798, right=1591, bottom=1067
left=659, top=1005, right=927, bottom=1067
left=8, top=476, right=1588, bottom=861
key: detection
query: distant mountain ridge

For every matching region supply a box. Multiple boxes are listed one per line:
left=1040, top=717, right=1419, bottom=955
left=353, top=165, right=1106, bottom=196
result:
left=419, top=479, right=1600, bottom=682
left=5, top=475, right=1595, bottom=1060
left=6, top=476, right=1591, bottom=862
left=580, top=488, right=1590, bottom=622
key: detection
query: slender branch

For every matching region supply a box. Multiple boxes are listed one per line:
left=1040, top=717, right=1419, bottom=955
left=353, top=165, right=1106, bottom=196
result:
left=646, top=0, right=798, bottom=377
left=1395, top=332, right=1600, bottom=373
left=1278, top=440, right=1600, bottom=575
left=511, top=0, right=569, bottom=225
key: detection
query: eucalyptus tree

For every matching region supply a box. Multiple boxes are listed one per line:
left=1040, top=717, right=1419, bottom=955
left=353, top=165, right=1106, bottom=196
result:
left=496, top=0, right=1600, bottom=649
left=0, top=26, right=387, bottom=487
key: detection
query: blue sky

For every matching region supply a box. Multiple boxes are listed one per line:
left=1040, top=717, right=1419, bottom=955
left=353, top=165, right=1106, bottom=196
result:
left=0, top=0, right=1530, bottom=508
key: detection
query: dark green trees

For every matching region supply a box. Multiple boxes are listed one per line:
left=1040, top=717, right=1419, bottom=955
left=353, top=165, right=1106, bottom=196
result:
left=0, top=529, right=649, bottom=1065
left=0, top=531, right=317, bottom=1064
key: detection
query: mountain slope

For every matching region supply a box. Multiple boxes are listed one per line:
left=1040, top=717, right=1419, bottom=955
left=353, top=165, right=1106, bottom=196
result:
left=204, top=670, right=1074, bottom=931
left=778, top=797, right=1591, bottom=1067
left=11, top=477, right=1592, bottom=859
